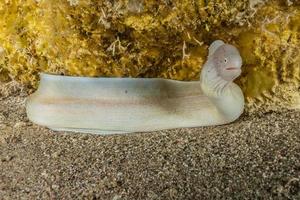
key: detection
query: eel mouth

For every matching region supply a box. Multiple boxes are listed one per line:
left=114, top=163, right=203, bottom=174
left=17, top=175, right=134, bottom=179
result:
left=226, top=67, right=240, bottom=71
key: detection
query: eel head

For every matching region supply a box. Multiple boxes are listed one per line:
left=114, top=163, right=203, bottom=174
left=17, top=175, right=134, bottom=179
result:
left=211, top=42, right=242, bottom=82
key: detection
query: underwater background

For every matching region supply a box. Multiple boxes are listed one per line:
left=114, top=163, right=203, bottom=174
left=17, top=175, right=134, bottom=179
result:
left=1, top=1, right=300, bottom=199
left=0, top=0, right=299, bottom=110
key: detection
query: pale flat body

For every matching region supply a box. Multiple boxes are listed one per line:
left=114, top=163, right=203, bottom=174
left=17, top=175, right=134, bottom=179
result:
left=26, top=40, right=245, bottom=135
left=26, top=74, right=226, bottom=134
left=49, top=127, right=130, bottom=135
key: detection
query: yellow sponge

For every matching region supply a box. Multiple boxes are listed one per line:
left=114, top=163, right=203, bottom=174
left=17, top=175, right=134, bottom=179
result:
left=0, top=0, right=299, bottom=109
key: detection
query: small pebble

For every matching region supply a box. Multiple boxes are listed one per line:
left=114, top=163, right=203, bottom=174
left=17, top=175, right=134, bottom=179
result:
left=0, top=123, right=7, bottom=129
left=14, top=122, right=27, bottom=129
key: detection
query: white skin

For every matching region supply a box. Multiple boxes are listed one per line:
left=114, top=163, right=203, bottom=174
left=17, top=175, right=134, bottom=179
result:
left=212, top=44, right=242, bottom=82
left=200, top=42, right=243, bottom=97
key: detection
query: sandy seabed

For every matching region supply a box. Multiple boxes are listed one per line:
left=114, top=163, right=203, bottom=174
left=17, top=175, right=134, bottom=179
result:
left=0, top=82, right=299, bottom=200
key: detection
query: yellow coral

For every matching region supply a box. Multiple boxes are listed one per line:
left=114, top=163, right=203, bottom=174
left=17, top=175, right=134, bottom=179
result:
left=0, top=0, right=299, bottom=109
left=124, top=14, right=160, bottom=31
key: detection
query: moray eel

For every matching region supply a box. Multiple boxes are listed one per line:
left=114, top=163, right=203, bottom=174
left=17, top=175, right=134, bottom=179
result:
left=26, top=40, right=244, bottom=135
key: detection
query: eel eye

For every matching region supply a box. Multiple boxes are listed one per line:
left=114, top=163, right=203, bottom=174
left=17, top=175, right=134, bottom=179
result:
left=224, top=58, right=228, bottom=63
